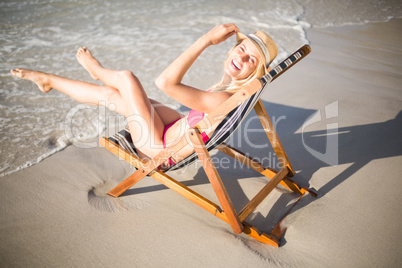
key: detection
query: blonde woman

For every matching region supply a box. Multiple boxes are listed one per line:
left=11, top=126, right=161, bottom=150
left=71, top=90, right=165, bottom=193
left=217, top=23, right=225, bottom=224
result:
left=10, top=23, right=277, bottom=168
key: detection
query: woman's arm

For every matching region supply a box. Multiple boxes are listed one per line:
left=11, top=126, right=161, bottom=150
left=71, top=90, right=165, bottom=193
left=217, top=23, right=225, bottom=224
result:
left=155, top=24, right=239, bottom=114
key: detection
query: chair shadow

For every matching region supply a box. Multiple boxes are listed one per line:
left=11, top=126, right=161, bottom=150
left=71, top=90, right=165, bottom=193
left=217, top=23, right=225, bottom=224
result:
left=207, top=100, right=402, bottom=239
left=121, top=100, right=402, bottom=242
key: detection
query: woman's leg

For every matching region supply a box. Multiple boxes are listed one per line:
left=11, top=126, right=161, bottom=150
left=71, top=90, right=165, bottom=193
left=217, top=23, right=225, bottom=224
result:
left=76, top=47, right=183, bottom=123
left=75, top=47, right=184, bottom=158
left=10, top=68, right=182, bottom=160
left=76, top=47, right=128, bottom=90
left=10, top=68, right=128, bottom=115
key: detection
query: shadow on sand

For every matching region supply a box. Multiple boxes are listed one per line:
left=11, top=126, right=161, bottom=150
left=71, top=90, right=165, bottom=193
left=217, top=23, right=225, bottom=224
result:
left=121, top=100, right=402, bottom=240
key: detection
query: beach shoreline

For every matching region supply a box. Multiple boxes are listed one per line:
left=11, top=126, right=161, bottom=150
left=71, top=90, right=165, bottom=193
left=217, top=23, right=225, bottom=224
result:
left=1, top=19, right=401, bottom=267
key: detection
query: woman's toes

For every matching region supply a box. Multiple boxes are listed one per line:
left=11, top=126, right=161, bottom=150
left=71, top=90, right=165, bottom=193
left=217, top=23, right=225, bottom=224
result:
left=10, top=69, right=22, bottom=78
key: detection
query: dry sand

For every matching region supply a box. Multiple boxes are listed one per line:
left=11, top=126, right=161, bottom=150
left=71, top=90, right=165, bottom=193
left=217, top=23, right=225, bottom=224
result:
left=1, top=19, right=401, bottom=267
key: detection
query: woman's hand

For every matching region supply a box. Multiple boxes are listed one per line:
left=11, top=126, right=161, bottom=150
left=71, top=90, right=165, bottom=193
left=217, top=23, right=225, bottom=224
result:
left=203, top=23, right=239, bottom=46
left=156, top=23, right=237, bottom=111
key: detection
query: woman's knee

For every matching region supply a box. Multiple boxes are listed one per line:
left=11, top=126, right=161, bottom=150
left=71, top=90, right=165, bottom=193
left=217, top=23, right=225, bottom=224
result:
left=103, top=87, right=118, bottom=104
left=117, top=70, right=140, bottom=85
left=100, top=87, right=126, bottom=114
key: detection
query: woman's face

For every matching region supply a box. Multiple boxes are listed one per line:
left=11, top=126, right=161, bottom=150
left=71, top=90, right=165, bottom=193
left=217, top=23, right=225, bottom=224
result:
left=225, top=39, right=262, bottom=81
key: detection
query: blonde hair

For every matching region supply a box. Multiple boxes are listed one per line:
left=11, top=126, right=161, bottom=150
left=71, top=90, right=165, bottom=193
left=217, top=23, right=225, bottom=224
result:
left=211, top=41, right=267, bottom=94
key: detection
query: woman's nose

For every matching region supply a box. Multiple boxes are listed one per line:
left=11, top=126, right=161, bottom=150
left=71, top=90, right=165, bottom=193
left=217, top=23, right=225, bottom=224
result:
left=240, top=54, right=250, bottom=62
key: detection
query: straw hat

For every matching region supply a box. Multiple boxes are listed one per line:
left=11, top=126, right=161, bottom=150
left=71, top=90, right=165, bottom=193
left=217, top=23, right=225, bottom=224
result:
left=237, top=31, right=278, bottom=70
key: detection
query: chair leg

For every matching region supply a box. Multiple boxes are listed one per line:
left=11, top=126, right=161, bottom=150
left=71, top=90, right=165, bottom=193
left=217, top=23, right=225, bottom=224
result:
left=102, top=133, right=191, bottom=197
left=108, top=169, right=148, bottom=197
left=217, top=143, right=309, bottom=195
left=239, top=166, right=290, bottom=222
left=189, top=128, right=243, bottom=234
left=254, top=99, right=295, bottom=176
left=242, top=222, right=280, bottom=247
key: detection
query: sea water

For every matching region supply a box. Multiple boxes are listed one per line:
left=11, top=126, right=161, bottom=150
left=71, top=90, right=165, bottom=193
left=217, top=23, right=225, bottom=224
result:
left=0, top=0, right=401, bottom=176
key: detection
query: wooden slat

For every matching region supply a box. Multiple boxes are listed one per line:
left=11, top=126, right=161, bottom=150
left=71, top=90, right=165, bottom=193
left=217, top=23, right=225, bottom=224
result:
left=103, top=131, right=192, bottom=196
left=99, top=138, right=148, bottom=197
left=242, top=222, right=280, bottom=247
left=217, top=143, right=276, bottom=177
left=254, top=99, right=295, bottom=176
left=149, top=169, right=229, bottom=223
left=239, top=167, right=289, bottom=222
left=217, top=142, right=309, bottom=196
left=108, top=170, right=147, bottom=197
left=100, top=137, right=229, bottom=221
left=189, top=128, right=243, bottom=234
left=241, top=195, right=304, bottom=246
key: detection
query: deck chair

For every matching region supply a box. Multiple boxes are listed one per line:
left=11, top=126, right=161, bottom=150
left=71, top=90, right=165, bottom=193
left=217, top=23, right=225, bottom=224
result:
left=100, top=45, right=317, bottom=247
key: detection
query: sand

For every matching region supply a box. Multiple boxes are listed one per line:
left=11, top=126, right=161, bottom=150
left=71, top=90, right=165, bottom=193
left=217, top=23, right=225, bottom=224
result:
left=1, top=19, right=401, bottom=267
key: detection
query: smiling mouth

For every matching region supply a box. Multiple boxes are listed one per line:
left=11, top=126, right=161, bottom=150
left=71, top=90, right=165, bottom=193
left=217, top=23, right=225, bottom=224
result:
left=232, top=59, right=241, bottom=71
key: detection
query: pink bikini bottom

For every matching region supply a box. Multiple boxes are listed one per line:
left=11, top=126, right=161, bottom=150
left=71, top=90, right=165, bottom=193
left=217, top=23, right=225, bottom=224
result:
left=162, top=117, right=209, bottom=167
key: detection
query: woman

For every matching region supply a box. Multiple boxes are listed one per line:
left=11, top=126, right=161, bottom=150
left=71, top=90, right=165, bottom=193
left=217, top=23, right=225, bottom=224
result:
left=10, top=23, right=278, bottom=168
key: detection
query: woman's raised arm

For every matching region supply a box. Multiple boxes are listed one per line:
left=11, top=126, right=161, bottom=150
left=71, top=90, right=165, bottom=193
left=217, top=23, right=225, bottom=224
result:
left=155, top=24, right=239, bottom=113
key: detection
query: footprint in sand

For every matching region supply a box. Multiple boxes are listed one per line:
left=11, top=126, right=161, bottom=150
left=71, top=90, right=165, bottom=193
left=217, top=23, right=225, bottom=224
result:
left=88, top=180, right=150, bottom=212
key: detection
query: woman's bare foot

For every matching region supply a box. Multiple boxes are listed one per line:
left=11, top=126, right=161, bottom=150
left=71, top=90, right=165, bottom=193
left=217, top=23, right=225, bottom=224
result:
left=10, top=68, right=52, bottom=93
left=76, top=47, right=102, bottom=80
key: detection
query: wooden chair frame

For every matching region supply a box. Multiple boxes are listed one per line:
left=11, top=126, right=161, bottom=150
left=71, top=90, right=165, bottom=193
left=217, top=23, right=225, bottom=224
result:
left=100, top=46, right=317, bottom=246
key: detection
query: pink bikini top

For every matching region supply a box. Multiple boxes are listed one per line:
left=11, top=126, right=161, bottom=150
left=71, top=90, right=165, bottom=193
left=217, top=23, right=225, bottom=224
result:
left=187, top=109, right=205, bottom=127
left=186, top=89, right=213, bottom=127
left=186, top=89, right=212, bottom=142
